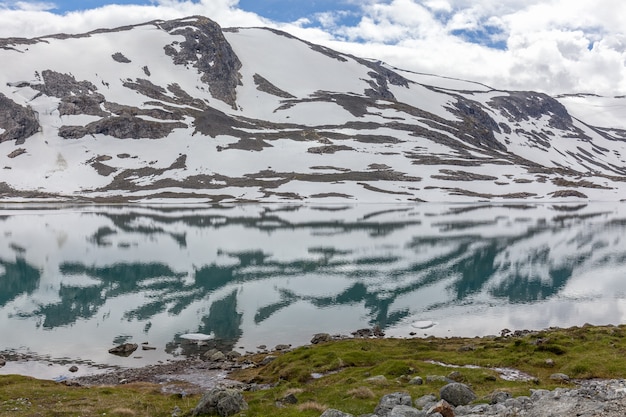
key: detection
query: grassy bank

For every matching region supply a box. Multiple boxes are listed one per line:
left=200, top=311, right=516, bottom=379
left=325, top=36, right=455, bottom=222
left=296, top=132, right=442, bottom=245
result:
left=2, top=325, right=626, bottom=416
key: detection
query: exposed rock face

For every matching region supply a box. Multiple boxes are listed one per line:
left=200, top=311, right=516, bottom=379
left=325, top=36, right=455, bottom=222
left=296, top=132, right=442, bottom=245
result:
left=253, top=73, right=295, bottom=98
left=59, top=116, right=187, bottom=140
left=0, top=93, right=40, bottom=144
left=33, top=70, right=99, bottom=98
left=160, top=16, right=242, bottom=108
left=490, top=92, right=574, bottom=131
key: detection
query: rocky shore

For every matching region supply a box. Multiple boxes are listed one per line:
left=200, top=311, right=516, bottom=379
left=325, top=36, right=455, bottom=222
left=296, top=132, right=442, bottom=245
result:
left=322, top=379, right=626, bottom=417
left=6, top=327, right=626, bottom=417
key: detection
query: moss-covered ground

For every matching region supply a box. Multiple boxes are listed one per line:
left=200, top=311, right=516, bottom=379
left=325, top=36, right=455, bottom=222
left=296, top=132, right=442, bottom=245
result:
left=2, top=325, right=626, bottom=416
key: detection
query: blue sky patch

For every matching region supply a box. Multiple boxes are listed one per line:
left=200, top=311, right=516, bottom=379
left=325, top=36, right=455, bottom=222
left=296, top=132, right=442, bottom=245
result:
left=451, top=24, right=507, bottom=50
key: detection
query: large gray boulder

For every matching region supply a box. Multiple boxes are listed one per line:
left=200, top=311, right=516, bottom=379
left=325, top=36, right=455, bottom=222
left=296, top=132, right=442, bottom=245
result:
left=439, top=382, right=477, bottom=406
left=374, top=392, right=412, bottom=417
left=192, top=388, right=248, bottom=417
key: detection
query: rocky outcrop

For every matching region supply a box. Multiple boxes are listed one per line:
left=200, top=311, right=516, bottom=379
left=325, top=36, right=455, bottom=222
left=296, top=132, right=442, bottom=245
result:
left=0, top=93, right=40, bottom=144
left=59, top=116, right=187, bottom=140
left=33, top=70, right=99, bottom=98
left=160, top=16, right=242, bottom=109
left=253, top=73, right=295, bottom=98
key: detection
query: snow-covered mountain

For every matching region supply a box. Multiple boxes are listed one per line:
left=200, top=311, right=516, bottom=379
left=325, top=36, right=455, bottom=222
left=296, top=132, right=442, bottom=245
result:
left=1, top=15, right=625, bottom=203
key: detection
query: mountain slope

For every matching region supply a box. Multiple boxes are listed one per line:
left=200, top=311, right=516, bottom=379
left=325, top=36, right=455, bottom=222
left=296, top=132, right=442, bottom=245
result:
left=0, top=16, right=625, bottom=203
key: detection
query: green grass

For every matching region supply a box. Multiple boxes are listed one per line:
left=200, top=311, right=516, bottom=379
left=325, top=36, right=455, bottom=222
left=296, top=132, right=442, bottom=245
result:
left=3, top=325, right=626, bottom=416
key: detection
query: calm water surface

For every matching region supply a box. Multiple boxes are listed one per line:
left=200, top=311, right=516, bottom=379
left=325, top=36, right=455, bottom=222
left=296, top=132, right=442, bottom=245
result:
left=1, top=203, right=626, bottom=378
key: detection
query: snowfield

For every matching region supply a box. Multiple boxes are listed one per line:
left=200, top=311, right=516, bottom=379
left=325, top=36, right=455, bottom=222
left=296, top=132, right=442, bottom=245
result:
left=0, top=16, right=625, bottom=203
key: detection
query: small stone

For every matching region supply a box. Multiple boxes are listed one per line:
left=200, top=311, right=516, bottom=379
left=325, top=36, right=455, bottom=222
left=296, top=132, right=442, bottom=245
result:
left=439, top=382, right=477, bottom=406
left=257, top=345, right=267, bottom=350
left=281, top=393, right=298, bottom=404
left=0, top=357, right=6, bottom=367
left=366, top=375, right=388, bottom=383
left=549, top=373, right=570, bottom=382
left=311, top=333, right=332, bottom=344
left=408, top=376, right=423, bottom=385
left=274, top=344, right=291, bottom=351
left=427, top=400, right=454, bottom=417
left=545, top=358, right=555, bottom=367
left=225, top=351, right=241, bottom=360
left=260, top=355, right=276, bottom=366
left=203, top=349, right=219, bottom=359
left=142, top=345, right=157, bottom=350
left=210, top=351, right=226, bottom=362
left=447, top=371, right=464, bottom=382
left=489, top=390, right=512, bottom=404
left=374, top=392, right=412, bottom=417
left=69, top=365, right=79, bottom=373
left=426, top=375, right=448, bottom=383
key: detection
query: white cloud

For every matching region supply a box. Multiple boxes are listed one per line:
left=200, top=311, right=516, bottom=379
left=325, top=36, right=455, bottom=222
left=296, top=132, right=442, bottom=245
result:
left=0, top=0, right=625, bottom=96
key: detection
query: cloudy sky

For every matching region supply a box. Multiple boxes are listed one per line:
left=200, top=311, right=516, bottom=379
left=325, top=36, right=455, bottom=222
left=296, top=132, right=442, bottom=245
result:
left=1, top=0, right=625, bottom=96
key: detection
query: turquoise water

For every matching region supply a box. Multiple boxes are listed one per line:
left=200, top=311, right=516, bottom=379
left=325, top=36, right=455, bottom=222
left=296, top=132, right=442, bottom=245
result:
left=1, top=203, right=625, bottom=376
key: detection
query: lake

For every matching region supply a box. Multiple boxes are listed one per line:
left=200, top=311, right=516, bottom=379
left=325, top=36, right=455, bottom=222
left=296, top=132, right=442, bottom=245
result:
left=1, top=202, right=626, bottom=379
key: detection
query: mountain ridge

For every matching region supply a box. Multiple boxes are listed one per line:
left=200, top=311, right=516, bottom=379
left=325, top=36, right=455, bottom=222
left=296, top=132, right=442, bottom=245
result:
left=0, top=15, right=625, bottom=203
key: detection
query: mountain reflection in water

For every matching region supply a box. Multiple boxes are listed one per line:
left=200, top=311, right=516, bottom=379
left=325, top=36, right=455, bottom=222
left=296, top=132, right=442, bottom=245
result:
left=1, top=203, right=626, bottom=370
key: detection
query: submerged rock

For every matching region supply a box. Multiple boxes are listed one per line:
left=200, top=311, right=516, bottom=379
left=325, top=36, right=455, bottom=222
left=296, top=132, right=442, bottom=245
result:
left=108, top=343, right=138, bottom=357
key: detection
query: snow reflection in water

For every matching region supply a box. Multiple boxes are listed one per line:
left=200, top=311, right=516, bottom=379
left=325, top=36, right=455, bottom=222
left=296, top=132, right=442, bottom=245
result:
left=0, top=203, right=625, bottom=378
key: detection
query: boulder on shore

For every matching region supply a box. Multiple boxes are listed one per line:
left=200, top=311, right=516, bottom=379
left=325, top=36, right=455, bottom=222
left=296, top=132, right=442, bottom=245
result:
left=192, top=388, right=248, bottom=417
left=439, top=382, right=477, bottom=406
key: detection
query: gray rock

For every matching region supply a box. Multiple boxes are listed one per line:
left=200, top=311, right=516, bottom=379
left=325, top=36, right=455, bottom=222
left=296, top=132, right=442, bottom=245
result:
left=530, top=389, right=551, bottom=399
left=549, top=373, right=570, bottom=382
left=408, top=376, right=423, bottom=385
left=366, top=375, right=388, bottom=383
left=274, top=344, right=291, bottom=351
left=389, top=405, right=424, bottom=417
left=192, top=388, right=248, bottom=417
left=281, top=393, right=298, bottom=404
left=320, top=410, right=354, bottom=417
left=209, top=351, right=226, bottom=362
left=69, top=365, right=79, bottom=373
left=259, top=355, right=276, bottom=366
left=439, top=382, right=477, bottom=406
left=0, top=357, right=5, bottom=367
left=311, top=333, right=332, bottom=344
left=426, top=375, right=448, bottom=383
left=374, top=392, right=412, bottom=417
left=447, top=371, right=464, bottom=382
left=225, top=351, right=241, bottom=360
left=414, top=394, right=437, bottom=410
left=489, top=390, right=512, bottom=404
